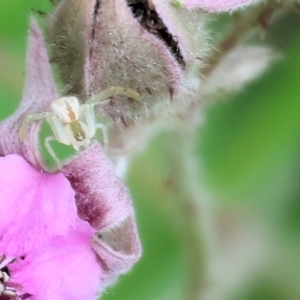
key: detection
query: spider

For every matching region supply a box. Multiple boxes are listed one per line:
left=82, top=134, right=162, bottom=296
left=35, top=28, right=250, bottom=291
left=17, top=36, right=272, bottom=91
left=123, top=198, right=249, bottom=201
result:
left=19, top=86, right=141, bottom=168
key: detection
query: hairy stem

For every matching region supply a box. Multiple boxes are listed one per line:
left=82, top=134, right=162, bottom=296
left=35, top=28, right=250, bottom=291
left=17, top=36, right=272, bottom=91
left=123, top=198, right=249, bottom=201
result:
left=203, top=0, right=284, bottom=77
left=159, top=120, right=216, bottom=300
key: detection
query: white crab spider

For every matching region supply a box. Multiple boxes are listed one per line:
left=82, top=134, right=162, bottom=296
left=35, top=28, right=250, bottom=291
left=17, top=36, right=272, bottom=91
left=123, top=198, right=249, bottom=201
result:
left=19, top=87, right=140, bottom=167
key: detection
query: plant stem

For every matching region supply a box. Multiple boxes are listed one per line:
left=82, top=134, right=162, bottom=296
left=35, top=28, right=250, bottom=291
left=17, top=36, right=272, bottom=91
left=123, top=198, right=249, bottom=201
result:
left=203, top=0, right=283, bottom=77
left=160, top=122, right=216, bottom=300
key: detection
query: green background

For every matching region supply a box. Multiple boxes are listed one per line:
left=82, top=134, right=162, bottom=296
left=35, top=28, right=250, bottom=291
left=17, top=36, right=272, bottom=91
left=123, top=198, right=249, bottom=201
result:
left=1, top=1, right=300, bottom=299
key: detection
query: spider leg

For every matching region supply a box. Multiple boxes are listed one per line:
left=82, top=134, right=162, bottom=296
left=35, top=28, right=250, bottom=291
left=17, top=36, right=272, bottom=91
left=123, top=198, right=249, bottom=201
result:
left=80, top=104, right=96, bottom=137
left=19, top=112, right=52, bottom=141
left=44, top=135, right=62, bottom=169
left=85, top=86, right=141, bottom=105
left=95, top=123, right=108, bottom=144
left=46, top=115, right=71, bottom=146
left=80, top=104, right=108, bottom=144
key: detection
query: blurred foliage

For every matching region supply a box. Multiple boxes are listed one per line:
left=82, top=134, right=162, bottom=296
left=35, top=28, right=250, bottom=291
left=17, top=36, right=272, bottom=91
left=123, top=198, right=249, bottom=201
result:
left=1, top=1, right=300, bottom=300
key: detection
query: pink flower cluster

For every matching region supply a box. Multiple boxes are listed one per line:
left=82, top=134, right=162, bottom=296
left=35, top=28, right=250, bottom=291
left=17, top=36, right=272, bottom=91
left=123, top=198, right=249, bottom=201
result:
left=0, top=21, right=141, bottom=300
left=0, top=0, right=259, bottom=298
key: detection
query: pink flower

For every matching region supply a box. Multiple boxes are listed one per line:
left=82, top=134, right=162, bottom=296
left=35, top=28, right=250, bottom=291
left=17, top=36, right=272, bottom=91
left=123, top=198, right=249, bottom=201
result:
left=0, top=154, right=101, bottom=300
left=183, top=0, right=257, bottom=12
left=11, top=218, right=101, bottom=300
left=0, top=20, right=141, bottom=299
left=0, top=155, right=77, bottom=258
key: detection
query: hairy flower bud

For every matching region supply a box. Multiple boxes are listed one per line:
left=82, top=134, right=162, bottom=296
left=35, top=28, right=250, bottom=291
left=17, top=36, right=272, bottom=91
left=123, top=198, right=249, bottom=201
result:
left=202, top=45, right=278, bottom=100
left=48, top=0, right=208, bottom=124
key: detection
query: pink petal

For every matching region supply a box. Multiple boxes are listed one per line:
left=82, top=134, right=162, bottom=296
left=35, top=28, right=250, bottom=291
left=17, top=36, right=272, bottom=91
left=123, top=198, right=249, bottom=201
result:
left=0, top=20, right=57, bottom=169
left=10, top=220, right=101, bottom=300
left=62, top=143, right=133, bottom=230
left=62, top=143, right=141, bottom=283
left=0, top=155, right=77, bottom=257
left=184, top=0, right=256, bottom=12
left=91, top=213, right=142, bottom=287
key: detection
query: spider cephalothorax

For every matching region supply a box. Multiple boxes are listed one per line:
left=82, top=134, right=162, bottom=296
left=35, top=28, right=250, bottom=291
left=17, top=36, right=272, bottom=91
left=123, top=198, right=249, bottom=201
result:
left=19, top=87, right=140, bottom=167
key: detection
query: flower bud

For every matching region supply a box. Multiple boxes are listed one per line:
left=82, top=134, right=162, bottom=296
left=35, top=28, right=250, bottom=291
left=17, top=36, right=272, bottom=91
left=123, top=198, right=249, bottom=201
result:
left=202, top=45, right=278, bottom=100
left=48, top=0, right=208, bottom=124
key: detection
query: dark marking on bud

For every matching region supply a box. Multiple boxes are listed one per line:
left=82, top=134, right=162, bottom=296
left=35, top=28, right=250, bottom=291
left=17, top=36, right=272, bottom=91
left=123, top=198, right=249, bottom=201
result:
left=169, top=86, right=174, bottom=101
left=92, top=0, right=101, bottom=40
left=120, top=114, right=128, bottom=127
left=109, top=99, right=115, bottom=107
left=126, top=0, right=185, bottom=67
left=145, top=87, right=152, bottom=95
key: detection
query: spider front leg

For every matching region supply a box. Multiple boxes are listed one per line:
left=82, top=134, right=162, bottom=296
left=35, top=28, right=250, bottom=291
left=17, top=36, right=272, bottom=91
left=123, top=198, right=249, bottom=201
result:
left=46, top=114, right=72, bottom=146
left=80, top=103, right=108, bottom=144
left=44, top=135, right=62, bottom=169
left=44, top=115, right=77, bottom=168
left=19, top=112, right=52, bottom=141
left=20, top=112, right=67, bottom=169
left=85, top=86, right=141, bottom=105
left=82, top=87, right=141, bottom=144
